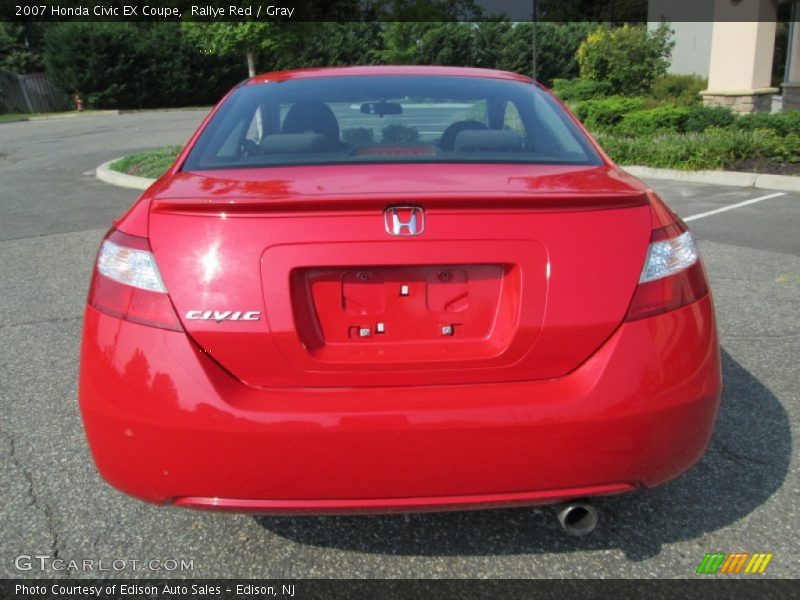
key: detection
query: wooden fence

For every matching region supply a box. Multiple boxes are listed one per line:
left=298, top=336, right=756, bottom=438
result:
left=0, top=72, right=71, bottom=114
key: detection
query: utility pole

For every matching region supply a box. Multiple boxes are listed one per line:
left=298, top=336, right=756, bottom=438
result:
left=531, top=0, right=538, bottom=81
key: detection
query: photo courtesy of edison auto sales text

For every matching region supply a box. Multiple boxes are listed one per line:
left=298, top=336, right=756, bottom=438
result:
left=15, top=584, right=295, bottom=596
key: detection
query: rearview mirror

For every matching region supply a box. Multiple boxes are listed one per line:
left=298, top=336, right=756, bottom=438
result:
left=360, top=101, right=403, bottom=116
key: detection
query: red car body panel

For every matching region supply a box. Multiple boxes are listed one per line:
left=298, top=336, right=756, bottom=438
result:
left=80, top=295, right=719, bottom=511
left=79, top=66, right=722, bottom=514
left=245, top=65, right=536, bottom=85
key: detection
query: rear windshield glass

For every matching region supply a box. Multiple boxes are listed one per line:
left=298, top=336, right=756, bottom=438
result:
left=183, top=75, right=602, bottom=170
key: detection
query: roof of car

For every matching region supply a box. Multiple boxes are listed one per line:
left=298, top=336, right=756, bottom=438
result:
left=247, top=65, right=533, bottom=85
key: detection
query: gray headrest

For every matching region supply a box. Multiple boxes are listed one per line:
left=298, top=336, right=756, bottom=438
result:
left=440, top=120, right=487, bottom=150
left=454, top=130, right=524, bottom=152
left=260, top=133, right=330, bottom=154
left=281, top=101, right=340, bottom=142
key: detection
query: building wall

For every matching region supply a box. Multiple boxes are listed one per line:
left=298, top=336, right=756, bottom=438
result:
left=665, top=22, right=713, bottom=77
left=648, top=0, right=715, bottom=77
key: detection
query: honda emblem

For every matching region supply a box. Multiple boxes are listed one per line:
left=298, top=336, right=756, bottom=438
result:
left=385, top=206, right=424, bottom=236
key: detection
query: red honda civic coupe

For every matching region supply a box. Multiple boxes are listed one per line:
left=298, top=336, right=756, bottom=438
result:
left=79, top=66, right=721, bottom=534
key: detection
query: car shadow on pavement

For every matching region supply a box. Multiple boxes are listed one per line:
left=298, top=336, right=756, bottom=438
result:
left=255, top=348, right=791, bottom=561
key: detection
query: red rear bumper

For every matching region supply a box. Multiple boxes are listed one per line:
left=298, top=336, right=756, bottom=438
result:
left=78, top=296, right=721, bottom=514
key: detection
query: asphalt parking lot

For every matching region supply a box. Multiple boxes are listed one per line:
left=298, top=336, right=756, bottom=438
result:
left=0, top=111, right=797, bottom=579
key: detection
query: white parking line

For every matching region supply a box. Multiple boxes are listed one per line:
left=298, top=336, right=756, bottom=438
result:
left=683, top=192, right=786, bottom=222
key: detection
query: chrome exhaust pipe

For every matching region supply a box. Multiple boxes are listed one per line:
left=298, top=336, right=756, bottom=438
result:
left=554, top=499, right=598, bottom=536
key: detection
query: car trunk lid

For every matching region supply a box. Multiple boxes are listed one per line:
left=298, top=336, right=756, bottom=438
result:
left=148, top=163, right=651, bottom=387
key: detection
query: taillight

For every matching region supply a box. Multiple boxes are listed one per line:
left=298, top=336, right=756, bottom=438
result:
left=625, top=221, right=709, bottom=321
left=87, top=229, right=183, bottom=331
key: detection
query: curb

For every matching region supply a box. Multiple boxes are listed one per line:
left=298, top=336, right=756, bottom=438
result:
left=95, top=158, right=155, bottom=191
left=94, top=160, right=800, bottom=194
left=623, top=166, right=800, bottom=193
left=29, top=110, right=121, bottom=121
left=6, top=107, right=207, bottom=124
left=118, top=106, right=212, bottom=114
left=2, top=111, right=121, bottom=124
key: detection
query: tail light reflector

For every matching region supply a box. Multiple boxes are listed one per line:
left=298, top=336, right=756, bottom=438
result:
left=87, top=230, right=183, bottom=331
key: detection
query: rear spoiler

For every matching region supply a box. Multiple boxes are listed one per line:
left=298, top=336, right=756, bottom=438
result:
left=152, top=192, right=649, bottom=215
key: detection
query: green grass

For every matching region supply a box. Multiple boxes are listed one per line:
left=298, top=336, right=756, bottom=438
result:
left=0, top=114, right=30, bottom=122
left=110, top=145, right=182, bottom=179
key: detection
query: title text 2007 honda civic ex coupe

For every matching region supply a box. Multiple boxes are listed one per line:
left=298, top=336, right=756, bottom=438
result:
left=79, top=66, right=721, bottom=533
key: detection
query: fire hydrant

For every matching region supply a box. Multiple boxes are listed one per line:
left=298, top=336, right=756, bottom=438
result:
left=73, top=93, right=84, bottom=112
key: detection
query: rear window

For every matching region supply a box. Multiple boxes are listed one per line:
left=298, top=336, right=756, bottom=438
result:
left=183, top=75, right=602, bottom=170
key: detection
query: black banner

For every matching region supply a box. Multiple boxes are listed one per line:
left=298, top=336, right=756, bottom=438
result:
left=2, top=579, right=798, bottom=600
left=1, top=0, right=796, bottom=23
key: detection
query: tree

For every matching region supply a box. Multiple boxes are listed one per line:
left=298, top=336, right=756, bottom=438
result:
left=182, top=22, right=297, bottom=77
left=472, top=21, right=511, bottom=70
left=375, top=23, right=429, bottom=65
left=375, top=22, right=480, bottom=67
left=42, top=23, right=242, bottom=109
left=577, top=23, right=674, bottom=96
left=416, top=22, right=480, bottom=66
left=257, top=22, right=384, bottom=72
left=0, top=23, right=45, bottom=73
left=534, top=0, right=647, bottom=23
left=43, top=23, right=143, bottom=108
left=367, top=0, right=483, bottom=21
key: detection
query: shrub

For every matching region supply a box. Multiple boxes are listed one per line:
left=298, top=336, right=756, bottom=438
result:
left=757, top=130, right=800, bottom=163
left=577, top=23, right=674, bottom=96
left=572, top=97, right=646, bottom=131
left=551, top=78, right=613, bottom=101
left=594, top=128, right=792, bottom=170
left=615, top=105, right=692, bottom=136
left=732, top=111, right=800, bottom=137
left=342, top=127, right=374, bottom=144
left=614, top=104, right=737, bottom=136
left=683, top=105, right=735, bottom=132
left=650, top=74, right=707, bottom=105
left=381, top=124, right=419, bottom=144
